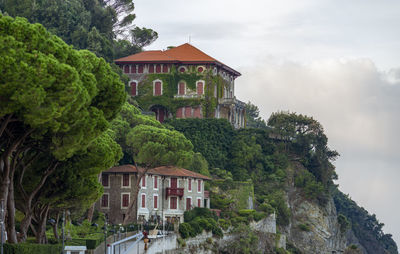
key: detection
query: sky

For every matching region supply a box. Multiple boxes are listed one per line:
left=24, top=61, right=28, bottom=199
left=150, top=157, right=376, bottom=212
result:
left=133, top=0, right=400, bottom=246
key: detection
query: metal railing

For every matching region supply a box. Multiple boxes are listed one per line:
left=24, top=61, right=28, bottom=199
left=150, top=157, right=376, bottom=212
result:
left=108, top=232, right=143, bottom=254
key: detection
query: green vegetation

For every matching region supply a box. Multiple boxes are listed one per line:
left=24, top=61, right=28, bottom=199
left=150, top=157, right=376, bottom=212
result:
left=3, top=243, right=62, bottom=254
left=298, top=223, right=311, bottom=232
left=0, top=14, right=125, bottom=243
left=179, top=208, right=222, bottom=239
left=0, top=0, right=157, bottom=62
left=333, top=189, right=398, bottom=254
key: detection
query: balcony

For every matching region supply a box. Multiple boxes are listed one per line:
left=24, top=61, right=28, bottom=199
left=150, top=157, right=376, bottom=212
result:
left=174, top=94, right=204, bottom=99
left=218, top=97, right=246, bottom=108
left=166, top=187, right=184, bottom=199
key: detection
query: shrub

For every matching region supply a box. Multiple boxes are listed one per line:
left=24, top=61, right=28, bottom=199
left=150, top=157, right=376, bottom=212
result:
left=259, top=203, right=275, bottom=214
left=177, top=237, right=186, bottom=247
left=4, top=243, right=62, bottom=254
left=298, top=223, right=311, bottom=232
left=179, top=223, right=193, bottom=239
left=218, top=219, right=231, bottom=230
left=253, top=211, right=267, bottom=221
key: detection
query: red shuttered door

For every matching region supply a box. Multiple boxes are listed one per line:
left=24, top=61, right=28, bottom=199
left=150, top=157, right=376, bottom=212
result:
left=186, top=198, right=191, bottom=210
left=130, top=82, right=137, bottom=96
left=170, top=197, right=177, bottom=209
left=178, top=82, right=185, bottom=95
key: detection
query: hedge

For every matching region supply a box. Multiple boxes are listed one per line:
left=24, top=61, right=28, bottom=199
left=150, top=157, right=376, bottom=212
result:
left=3, top=243, right=62, bottom=254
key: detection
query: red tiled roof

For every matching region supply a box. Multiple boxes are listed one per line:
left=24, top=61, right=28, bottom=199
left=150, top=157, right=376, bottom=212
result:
left=103, top=165, right=139, bottom=173
left=103, top=165, right=211, bottom=180
left=114, top=50, right=176, bottom=62
left=114, top=43, right=240, bottom=76
left=164, top=43, right=217, bottom=62
left=148, top=166, right=212, bottom=180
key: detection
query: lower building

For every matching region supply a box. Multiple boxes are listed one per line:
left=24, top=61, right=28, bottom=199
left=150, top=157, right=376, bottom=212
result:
left=95, top=165, right=211, bottom=224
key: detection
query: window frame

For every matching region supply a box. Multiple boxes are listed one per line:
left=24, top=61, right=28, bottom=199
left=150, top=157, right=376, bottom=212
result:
left=121, top=193, right=130, bottom=209
left=121, top=174, right=130, bottom=188
left=101, top=193, right=109, bottom=208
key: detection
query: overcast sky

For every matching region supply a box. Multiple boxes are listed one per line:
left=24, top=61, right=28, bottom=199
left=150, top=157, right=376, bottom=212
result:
left=133, top=0, right=400, bottom=245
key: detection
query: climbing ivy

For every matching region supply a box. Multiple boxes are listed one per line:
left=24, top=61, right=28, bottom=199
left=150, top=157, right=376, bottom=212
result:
left=134, top=66, right=230, bottom=118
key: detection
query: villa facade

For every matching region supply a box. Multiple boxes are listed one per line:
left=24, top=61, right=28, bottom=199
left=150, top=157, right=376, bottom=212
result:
left=114, top=43, right=246, bottom=128
left=95, top=165, right=211, bottom=224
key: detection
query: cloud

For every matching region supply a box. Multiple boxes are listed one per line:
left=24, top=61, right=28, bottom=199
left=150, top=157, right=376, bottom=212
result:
left=236, top=57, right=400, bottom=243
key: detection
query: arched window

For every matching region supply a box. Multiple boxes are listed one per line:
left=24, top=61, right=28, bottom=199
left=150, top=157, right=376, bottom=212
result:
left=138, top=65, right=144, bottom=73
left=178, top=82, right=186, bottom=95
left=153, top=80, right=163, bottom=96
left=162, top=64, right=169, bottom=73
left=130, top=81, right=138, bottom=96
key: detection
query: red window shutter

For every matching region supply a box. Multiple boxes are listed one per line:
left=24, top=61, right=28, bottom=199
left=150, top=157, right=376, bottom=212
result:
left=186, top=198, right=191, bottom=210
left=154, top=176, right=158, bottom=189
left=102, top=194, right=108, bottom=207
left=142, top=195, right=146, bottom=208
left=154, top=81, right=162, bottom=95
left=193, top=107, right=202, bottom=118
left=198, top=198, right=201, bottom=207
left=131, top=65, right=136, bottom=73
left=138, top=65, right=143, bottom=73
left=198, top=180, right=201, bottom=192
left=124, top=65, right=129, bottom=73
left=149, top=64, right=154, bottom=73
left=130, top=82, right=137, bottom=96
left=184, top=107, right=192, bottom=117
left=142, top=176, right=146, bottom=187
left=178, top=82, right=185, bottom=95
left=176, top=107, right=183, bottom=118
left=188, top=179, right=192, bottom=191
left=162, top=64, right=168, bottom=73
left=171, top=178, right=177, bottom=188
left=123, top=194, right=129, bottom=207
left=156, top=64, right=161, bottom=73
left=123, top=174, right=129, bottom=186
left=197, top=82, right=204, bottom=95
left=154, top=196, right=158, bottom=209
left=102, top=174, right=109, bottom=187
left=171, top=197, right=177, bottom=209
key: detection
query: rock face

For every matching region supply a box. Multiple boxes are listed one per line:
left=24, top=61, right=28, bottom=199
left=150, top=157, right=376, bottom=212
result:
left=282, top=164, right=347, bottom=254
left=284, top=195, right=347, bottom=254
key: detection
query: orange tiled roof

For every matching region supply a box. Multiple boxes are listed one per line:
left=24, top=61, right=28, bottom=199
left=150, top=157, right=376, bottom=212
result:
left=114, top=43, right=240, bottom=76
left=114, top=50, right=176, bottom=62
left=163, top=43, right=217, bottom=62
left=104, top=165, right=211, bottom=180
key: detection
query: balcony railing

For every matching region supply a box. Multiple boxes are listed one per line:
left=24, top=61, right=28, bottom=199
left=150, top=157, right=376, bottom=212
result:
left=166, top=187, right=184, bottom=199
left=218, top=97, right=246, bottom=108
left=173, top=94, right=204, bottom=99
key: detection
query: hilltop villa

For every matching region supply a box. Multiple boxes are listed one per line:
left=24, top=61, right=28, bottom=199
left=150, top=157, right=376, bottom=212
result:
left=95, top=165, right=211, bottom=224
left=114, top=43, right=246, bottom=128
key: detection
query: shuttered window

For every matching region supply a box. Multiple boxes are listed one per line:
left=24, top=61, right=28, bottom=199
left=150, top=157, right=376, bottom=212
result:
left=154, top=81, right=162, bottom=96
left=170, top=197, right=177, bottom=209
left=122, top=194, right=129, bottom=207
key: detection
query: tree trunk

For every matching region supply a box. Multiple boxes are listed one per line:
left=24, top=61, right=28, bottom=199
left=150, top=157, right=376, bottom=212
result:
left=35, top=205, right=49, bottom=244
left=123, top=166, right=145, bottom=225
left=19, top=212, right=33, bottom=243
left=6, top=169, right=17, bottom=243
left=87, top=204, right=95, bottom=223
left=53, top=211, right=59, bottom=240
